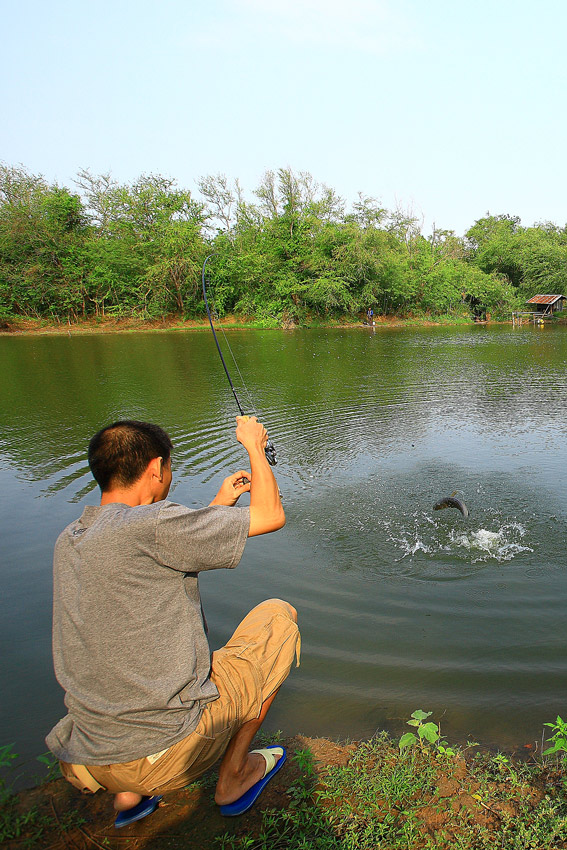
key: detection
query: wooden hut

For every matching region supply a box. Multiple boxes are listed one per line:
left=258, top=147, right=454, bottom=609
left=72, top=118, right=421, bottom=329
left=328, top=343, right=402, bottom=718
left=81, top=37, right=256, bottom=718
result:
left=526, top=294, right=566, bottom=315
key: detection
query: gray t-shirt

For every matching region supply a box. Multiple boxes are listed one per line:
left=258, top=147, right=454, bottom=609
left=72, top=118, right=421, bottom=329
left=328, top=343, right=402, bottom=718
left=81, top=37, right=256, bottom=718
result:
left=46, top=500, right=249, bottom=765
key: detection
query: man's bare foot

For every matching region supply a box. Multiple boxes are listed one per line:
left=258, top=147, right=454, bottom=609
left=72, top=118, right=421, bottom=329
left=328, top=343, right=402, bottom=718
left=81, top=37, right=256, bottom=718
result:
left=114, top=791, right=143, bottom=812
left=214, top=751, right=267, bottom=806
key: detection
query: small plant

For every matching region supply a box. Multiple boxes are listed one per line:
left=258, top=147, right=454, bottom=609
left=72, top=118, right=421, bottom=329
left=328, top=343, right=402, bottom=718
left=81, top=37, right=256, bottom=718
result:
left=543, top=715, right=567, bottom=761
left=0, top=744, right=17, bottom=806
left=437, top=741, right=456, bottom=758
left=254, top=729, right=284, bottom=748
left=399, top=710, right=457, bottom=759
left=292, top=748, right=315, bottom=776
left=399, top=710, right=440, bottom=750
left=35, top=751, right=61, bottom=784
left=0, top=744, right=57, bottom=846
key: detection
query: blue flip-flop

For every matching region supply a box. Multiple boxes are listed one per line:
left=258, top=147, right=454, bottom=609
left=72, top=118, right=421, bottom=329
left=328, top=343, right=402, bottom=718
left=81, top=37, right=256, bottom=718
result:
left=115, top=795, right=162, bottom=828
left=220, top=746, right=286, bottom=817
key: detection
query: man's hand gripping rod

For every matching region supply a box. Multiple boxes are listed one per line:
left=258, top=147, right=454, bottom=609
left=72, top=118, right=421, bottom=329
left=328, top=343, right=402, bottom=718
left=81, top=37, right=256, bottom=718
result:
left=202, top=255, right=277, bottom=466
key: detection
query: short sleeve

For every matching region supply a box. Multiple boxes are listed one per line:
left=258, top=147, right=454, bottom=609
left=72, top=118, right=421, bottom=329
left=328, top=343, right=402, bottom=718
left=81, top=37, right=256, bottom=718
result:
left=155, top=502, right=250, bottom=572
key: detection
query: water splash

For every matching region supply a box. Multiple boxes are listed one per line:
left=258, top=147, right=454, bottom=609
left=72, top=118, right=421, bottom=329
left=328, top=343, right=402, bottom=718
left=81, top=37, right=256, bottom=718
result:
left=450, top=523, right=533, bottom=562
left=385, top=516, right=533, bottom=565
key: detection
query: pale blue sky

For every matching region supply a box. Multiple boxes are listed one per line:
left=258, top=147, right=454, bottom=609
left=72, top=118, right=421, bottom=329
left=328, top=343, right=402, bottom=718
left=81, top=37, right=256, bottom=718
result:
left=2, top=0, right=566, bottom=236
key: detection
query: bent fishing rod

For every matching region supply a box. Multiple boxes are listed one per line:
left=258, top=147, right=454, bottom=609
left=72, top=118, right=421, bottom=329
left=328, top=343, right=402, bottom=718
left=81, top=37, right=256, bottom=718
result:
left=201, top=255, right=277, bottom=466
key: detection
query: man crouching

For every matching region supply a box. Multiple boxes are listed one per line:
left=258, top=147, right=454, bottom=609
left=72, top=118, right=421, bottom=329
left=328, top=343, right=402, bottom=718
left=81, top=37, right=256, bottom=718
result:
left=46, top=417, right=299, bottom=826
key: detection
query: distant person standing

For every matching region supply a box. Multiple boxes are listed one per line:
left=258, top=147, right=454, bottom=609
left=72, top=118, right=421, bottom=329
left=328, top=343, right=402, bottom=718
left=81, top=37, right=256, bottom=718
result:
left=366, top=307, right=374, bottom=325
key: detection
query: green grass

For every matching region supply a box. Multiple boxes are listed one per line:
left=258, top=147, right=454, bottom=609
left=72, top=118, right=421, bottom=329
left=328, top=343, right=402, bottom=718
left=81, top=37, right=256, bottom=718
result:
left=3, top=719, right=567, bottom=849
left=0, top=745, right=78, bottom=848
left=214, top=726, right=567, bottom=850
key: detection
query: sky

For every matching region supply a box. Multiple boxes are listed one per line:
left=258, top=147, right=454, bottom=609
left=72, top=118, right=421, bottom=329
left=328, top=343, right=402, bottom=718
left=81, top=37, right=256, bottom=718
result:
left=2, top=0, right=567, bottom=236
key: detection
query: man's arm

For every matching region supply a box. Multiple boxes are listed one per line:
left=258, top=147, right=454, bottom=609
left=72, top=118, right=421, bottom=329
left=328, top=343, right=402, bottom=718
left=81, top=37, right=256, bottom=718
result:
left=210, top=417, right=285, bottom=537
left=239, top=416, right=285, bottom=537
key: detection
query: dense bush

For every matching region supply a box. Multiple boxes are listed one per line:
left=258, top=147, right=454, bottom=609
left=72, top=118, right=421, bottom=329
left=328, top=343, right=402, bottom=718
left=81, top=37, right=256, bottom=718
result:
left=1, top=164, right=565, bottom=324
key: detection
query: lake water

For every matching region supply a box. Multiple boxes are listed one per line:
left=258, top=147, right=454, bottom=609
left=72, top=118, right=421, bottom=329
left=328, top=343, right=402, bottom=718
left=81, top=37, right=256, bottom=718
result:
left=1, top=324, right=566, bottom=783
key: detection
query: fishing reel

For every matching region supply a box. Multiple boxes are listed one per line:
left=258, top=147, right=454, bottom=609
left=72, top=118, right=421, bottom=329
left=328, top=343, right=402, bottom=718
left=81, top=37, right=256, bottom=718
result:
left=265, top=440, right=277, bottom=466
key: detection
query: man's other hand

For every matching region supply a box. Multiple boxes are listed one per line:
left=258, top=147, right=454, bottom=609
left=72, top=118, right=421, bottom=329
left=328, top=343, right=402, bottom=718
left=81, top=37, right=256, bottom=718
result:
left=209, top=471, right=252, bottom=507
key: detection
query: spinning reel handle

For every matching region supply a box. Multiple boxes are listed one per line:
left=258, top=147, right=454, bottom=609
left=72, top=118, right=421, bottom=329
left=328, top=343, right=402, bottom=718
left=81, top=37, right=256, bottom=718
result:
left=264, top=439, right=277, bottom=466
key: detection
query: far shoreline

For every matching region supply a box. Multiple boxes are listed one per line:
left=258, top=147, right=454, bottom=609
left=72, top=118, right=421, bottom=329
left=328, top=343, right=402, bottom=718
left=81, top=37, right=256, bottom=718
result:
left=0, top=314, right=513, bottom=337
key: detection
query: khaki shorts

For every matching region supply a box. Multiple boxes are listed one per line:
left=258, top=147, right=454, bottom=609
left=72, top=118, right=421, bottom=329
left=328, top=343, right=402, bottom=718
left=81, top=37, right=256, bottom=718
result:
left=62, top=598, right=300, bottom=796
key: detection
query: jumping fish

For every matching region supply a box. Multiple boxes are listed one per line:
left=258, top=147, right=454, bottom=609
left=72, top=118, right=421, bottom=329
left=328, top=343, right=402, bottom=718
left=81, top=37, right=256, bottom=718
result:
left=433, top=491, right=469, bottom=518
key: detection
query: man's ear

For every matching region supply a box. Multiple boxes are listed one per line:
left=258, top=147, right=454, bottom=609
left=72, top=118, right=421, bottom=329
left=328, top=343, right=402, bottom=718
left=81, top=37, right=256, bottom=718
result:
left=149, top=456, right=163, bottom=480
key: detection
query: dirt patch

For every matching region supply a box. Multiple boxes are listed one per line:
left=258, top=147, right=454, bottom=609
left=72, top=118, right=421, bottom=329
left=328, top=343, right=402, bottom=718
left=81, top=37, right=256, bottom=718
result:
left=295, top=735, right=357, bottom=770
left=0, top=316, right=213, bottom=336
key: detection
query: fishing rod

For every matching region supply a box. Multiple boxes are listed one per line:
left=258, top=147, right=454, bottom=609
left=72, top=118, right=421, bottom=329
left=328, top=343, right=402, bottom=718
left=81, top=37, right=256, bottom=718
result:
left=201, top=255, right=277, bottom=466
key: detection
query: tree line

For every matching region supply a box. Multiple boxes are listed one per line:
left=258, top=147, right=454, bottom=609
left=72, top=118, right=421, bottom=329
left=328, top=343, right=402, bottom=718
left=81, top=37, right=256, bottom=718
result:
left=1, top=163, right=566, bottom=326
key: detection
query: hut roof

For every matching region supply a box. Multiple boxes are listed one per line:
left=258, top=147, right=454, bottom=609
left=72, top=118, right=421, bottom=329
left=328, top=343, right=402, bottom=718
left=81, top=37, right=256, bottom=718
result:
left=526, top=294, right=564, bottom=305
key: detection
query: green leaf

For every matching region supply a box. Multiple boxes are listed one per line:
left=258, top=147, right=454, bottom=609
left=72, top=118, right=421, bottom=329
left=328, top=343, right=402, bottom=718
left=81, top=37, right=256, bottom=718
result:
left=0, top=744, right=17, bottom=768
left=419, top=723, right=440, bottom=744
left=399, top=732, right=417, bottom=750
left=411, top=710, right=432, bottom=722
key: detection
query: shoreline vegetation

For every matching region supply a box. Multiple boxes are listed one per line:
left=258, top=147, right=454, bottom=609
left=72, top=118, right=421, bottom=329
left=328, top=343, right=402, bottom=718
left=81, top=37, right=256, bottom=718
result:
left=2, top=716, right=567, bottom=849
left=0, top=314, right=497, bottom=336
left=2, top=312, right=567, bottom=338
left=2, top=163, right=567, bottom=330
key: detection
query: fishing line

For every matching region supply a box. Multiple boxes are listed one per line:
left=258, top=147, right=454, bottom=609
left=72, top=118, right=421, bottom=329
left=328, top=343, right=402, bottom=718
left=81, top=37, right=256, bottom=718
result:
left=202, top=255, right=277, bottom=466
left=215, top=316, right=258, bottom=418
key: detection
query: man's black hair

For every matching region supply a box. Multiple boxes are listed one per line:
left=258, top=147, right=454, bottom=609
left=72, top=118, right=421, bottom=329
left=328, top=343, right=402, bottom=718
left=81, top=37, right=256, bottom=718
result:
left=88, top=420, right=173, bottom=492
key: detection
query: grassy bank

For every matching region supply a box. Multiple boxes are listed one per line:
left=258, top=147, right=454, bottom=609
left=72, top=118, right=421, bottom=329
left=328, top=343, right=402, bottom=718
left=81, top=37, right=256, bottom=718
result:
left=4, top=313, right=567, bottom=336
left=3, top=719, right=567, bottom=850
left=0, top=312, right=500, bottom=336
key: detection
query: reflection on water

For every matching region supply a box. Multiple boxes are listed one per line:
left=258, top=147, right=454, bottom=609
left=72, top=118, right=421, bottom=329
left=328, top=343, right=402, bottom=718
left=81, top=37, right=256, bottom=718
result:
left=1, top=324, right=567, bottom=781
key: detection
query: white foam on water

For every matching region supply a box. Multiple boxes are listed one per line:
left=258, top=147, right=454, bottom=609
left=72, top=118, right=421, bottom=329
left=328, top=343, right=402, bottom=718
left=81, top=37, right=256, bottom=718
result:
left=450, top=522, right=533, bottom=562
left=385, top=517, right=533, bottom=564
left=390, top=533, right=433, bottom=558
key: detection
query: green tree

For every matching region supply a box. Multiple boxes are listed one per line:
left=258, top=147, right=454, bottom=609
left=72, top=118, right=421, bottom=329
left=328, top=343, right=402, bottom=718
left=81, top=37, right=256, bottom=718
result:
left=465, top=214, right=523, bottom=285
left=0, top=164, right=88, bottom=319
